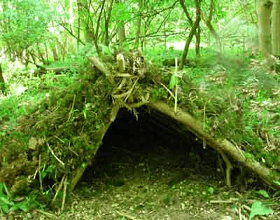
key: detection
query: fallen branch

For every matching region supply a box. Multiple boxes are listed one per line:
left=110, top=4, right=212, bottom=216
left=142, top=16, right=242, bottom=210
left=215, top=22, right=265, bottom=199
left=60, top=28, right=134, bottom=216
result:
left=148, top=101, right=280, bottom=190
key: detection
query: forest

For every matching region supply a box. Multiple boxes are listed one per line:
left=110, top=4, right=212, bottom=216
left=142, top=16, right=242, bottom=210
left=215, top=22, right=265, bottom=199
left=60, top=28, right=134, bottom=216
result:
left=0, top=0, right=280, bottom=219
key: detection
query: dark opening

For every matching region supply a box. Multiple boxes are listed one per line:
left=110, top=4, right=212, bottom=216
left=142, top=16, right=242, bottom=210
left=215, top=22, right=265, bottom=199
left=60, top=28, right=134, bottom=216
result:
left=82, top=106, right=222, bottom=187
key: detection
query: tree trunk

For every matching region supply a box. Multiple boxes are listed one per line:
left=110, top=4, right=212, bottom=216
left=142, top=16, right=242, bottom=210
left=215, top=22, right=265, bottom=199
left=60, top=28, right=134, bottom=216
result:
left=0, top=64, right=6, bottom=95
left=104, top=0, right=114, bottom=46
left=195, top=26, right=201, bottom=56
left=135, top=0, right=143, bottom=49
left=179, top=0, right=201, bottom=57
left=257, top=0, right=273, bottom=56
left=272, top=0, right=280, bottom=56
left=179, top=0, right=201, bottom=69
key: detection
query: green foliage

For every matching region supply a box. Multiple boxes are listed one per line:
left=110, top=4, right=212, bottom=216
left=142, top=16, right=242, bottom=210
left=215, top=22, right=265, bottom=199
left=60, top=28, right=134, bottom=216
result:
left=249, top=201, right=273, bottom=220
left=1, top=0, right=53, bottom=56
left=112, top=1, right=131, bottom=22
left=0, top=183, right=43, bottom=214
left=256, top=190, right=270, bottom=199
left=168, top=74, right=179, bottom=89
left=207, top=187, right=214, bottom=195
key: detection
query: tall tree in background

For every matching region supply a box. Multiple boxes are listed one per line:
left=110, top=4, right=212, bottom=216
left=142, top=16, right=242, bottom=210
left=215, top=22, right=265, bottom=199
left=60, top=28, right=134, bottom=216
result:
left=0, top=64, right=6, bottom=95
left=257, top=0, right=272, bottom=56
left=271, top=0, right=280, bottom=57
left=257, top=0, right=280, bottom=58
left=135, top=0, right=143, bottom=49
left=179, top=0, right=201, bottom=69
left=116, top=0, right=127, bottom=49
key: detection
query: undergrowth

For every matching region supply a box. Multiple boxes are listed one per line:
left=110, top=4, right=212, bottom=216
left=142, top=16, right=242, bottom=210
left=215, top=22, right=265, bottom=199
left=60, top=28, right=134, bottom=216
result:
left=0, top=45, right=280, bottom=216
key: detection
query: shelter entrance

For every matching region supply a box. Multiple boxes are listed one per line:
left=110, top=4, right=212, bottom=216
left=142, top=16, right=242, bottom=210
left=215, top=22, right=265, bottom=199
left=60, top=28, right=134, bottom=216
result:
left=82, top=106, right=222, bottom=187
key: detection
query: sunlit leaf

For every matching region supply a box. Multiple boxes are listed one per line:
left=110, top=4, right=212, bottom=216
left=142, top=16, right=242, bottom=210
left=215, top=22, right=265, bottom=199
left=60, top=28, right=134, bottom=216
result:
left=169, top=75, right=179, bottom=89
left=249, top=201, right=273, bottom=220
left=256, top=190, right=270, bottom=198
left=207, top=187, right=214, bottom=195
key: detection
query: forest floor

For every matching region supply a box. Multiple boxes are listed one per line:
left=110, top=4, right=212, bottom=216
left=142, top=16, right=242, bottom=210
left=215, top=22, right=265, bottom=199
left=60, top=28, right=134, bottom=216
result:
left=31, top=145, right=277, bottom=220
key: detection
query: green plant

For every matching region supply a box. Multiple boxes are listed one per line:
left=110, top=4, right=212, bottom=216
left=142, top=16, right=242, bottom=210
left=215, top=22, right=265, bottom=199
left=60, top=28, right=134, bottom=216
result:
left=249, top=201, right=273, bottom=220
left=256, top=190, right=270, bottom=199
left=0, top=182, right=43, bottom=214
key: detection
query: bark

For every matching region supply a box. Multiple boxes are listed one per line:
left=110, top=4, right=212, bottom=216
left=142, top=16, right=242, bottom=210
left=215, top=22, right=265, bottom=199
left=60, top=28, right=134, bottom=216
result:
left=0, top=64, right=6, bottom=95
left=257, top=0, right=273, bottom=56
left=272, top=0, right=280, bottom=56
left=195, top=26, right=201, bottom=56
left=202, top=0, right=219, bottom=40
left=179, top=0, right=201, bottom=69
left=179, top=0, right=201, bottom=56
left=148, top=102, right=280, bottom=190
left=135, top=0, right=143, bottom=49
left=104, top=0, right=114, bottom=46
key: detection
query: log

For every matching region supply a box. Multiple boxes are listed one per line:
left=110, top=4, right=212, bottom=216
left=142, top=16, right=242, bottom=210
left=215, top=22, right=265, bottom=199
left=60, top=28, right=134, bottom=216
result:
left=148, top=101, right=280, bottom=190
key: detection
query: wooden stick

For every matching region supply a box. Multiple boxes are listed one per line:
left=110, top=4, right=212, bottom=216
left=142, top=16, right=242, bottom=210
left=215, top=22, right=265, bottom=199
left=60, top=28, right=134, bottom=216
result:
left=61, top=175, right=67, bottom=211
left=148, top=101, right=280, bottom=189
left=52, top=175, right=65, bottom=204
left=47, top=143, right=65, bottom=167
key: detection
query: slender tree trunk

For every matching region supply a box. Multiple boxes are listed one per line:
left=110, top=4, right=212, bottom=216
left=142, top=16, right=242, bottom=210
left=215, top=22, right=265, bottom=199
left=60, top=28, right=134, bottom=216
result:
left=0, top=64, right=6, bottom=95
left=179, top=0, right=201, bottom=69
left=272, top=0, right=280, bottom=56
left=257, top=0, right=273, bottom=56
left=104, top=0, right=114, bottom=46
left=135, top=0, right=143, bottom=49
left=179, top=0, right=200, bottom=56
left=195, top=26, right=201, bottom=56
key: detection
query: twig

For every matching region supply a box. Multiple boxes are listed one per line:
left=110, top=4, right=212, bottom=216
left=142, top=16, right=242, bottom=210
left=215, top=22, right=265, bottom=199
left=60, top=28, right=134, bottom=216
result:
left=52, top=175, right=66, bottom=204
left=203, top=104, right=206, bottom=149
left=47, top=142, right=65, bottom=166
left=235, top=207, right=246, bottom=220
left=210, top=198, right=238, bottom=204
left=36, top=209, right=57, bottom=218
left=61, top=175, right=68, bottom=211
left=38, top=154, right=43, bottom=193
left=174, top=57, right=178, bottom=113
left=68, top=94, right=76, bottom=121
left=54, top=135, right=65, bottom=143
left=124, top=77, right=139, bottom=102
left=3, top=183, right=11, bottom=198
left=159, top=82, right=175, bottom=99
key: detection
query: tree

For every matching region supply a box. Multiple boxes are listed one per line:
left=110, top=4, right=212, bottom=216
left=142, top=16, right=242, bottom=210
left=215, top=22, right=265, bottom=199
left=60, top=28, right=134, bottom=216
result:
left=0, top=64, right=6, bottom=95
left=257, top=0, right=280, bottom=58
left=135, top=0, right=143, bottom=49
left=179, top=0, right=201, bottom=69
left=271, top=0, right=280, bottom=57
left=257, top=0, right=273, bottom=56
left=0, top=0, right=55, bottom=65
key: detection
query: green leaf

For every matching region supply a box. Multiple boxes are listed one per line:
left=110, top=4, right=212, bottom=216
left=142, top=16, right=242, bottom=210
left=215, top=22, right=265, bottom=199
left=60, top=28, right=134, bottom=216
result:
left=249, top=201, right=273, bottom=220
left=207, top=187, right=214, bottom=195
left=0, top=183, right=5, bottom=195
left=273, top=180, right=280, bottom=186
left=0, top=196, right=14, bottom=206
left=256, top=190, right=270, bottom=198
left=0, top=203, right=9, bottom=213
left=169, top=75, right=179, bottom=89
left=11, top=201, right=30, bottom=212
